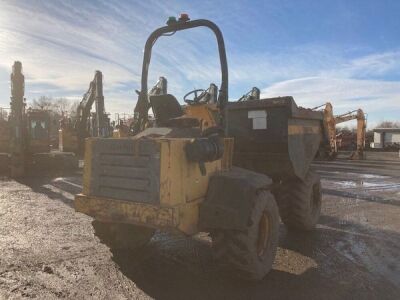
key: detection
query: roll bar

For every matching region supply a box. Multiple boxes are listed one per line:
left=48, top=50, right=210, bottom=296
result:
left=134, top=18, right=228, bottom=123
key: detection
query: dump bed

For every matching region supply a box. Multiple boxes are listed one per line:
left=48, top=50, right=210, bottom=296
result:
left=226, top=96, right=323, bottom=180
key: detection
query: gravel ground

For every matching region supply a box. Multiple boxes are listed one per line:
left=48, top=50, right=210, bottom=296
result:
left=0, top=152, right=399, bottom=299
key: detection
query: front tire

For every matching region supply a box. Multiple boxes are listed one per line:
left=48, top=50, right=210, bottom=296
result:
left=211, top=190, right=280, bottom=280
left=275, top=170, right=322, bottom=231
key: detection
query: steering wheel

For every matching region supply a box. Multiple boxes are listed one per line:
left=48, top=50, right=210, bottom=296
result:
left=184, top=89, right=207, bottom=105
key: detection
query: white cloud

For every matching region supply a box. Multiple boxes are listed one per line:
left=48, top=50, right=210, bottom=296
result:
left=0, top=0, right=224, bottom=114
left=0, top=1, right=399, bottom=126
left=261, top=76, right=400, bottom=127
left=318, top=50, right=400, bottom=79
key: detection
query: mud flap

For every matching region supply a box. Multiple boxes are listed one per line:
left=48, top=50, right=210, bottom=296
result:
left=199, top=167, right=272, bottom=231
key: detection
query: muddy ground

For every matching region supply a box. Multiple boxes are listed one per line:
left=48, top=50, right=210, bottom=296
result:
left=0, top=151, right=399, bottom=299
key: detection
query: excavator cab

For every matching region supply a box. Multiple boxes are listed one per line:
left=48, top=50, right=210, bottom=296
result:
left=26, top=109, right=51, bottom=154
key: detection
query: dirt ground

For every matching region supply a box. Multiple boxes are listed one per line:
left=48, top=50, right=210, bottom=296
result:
left=0, top=151, right=399, bottom=299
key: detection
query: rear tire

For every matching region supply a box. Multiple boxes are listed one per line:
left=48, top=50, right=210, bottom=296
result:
left=275, top=170, right=322, bottom=231
left=92, top=221, right=155, bottom=250
left=211, top=190, right=279, bottom=281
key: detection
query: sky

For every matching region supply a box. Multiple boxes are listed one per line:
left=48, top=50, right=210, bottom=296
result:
left=0, top=0, right=399, bottom=127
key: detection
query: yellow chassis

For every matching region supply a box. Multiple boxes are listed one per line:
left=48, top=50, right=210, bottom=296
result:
left=75, top=194, right=202, bottom=235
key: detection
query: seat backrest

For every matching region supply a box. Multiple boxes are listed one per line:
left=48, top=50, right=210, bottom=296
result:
left=150, top=94, right=183, bottom=127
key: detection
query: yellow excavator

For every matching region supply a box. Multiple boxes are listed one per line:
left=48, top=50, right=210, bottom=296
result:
left=314, top=102, right=366, bottom=160
left=112, top=76, right=168, bottom=138
left=59, top=71, right=110, bottom=155
left=75, top=15, right=323, bottom=280
left=335, top=109, right=366, bottom=160
left=1, top=61, right=77, bottom=177
left=313, top=102, right=337, bottom=159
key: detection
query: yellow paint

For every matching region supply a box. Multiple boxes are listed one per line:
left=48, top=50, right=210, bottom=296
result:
left=288, top=124, right=321, bottom=135
left=112, top=125, right=130, bottom=138
left=158, top=138, right=227, bottom=206
left=58, top=128, right=78, bottom=152
left=75, top=194, right=178, bottom=229
left=222, top=138, right=234, bottom=169
left=184, top=103, right=219, bottom=131
left=178, top=200, right=201, bottom=234
left=76, top=136, right=233, bottom=235
left=82, top=138, right=93, bottom=195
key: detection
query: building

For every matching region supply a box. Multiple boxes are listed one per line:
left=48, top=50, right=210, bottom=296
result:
left=371, top=128, right=400, bottom=149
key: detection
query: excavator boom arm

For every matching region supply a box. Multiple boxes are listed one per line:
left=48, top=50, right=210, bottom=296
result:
left=75, top=71, right=106, bottom=137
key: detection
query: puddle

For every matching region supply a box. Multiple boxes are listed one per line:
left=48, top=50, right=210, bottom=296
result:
left=335, top=181, right=357, bottom=188
left=323, top=179, right=400, bottom=191
left=359, top=174, right=390, bottom=179
left=321, top=171, right=390, bottom=179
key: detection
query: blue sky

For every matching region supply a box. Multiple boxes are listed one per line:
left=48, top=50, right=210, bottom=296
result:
left=0, top=0, right=399, bottom=127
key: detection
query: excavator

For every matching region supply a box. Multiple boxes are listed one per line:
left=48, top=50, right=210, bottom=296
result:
left=238, top=87, right=261, bottom=102
left=314, top=102, right=366, bottom=160
left=75, top=15, right=324, bottom=281
left=1, top=61, right=77, bottom=177
left=112, top=114, right=133, bottom=138
left=59, top=71, right=110, bottom=154
left=313, top=102, right=337, bottom=159
left=335, top=109, right=367, bottom=160
left=113, top=77, right=168, bottom=138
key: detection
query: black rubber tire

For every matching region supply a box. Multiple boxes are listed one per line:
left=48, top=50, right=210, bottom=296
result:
left=275, top=170, right=322, bottom=231
left=211, top=190, right=280, bottom=281
left=92, top=221, right=155, bottom=250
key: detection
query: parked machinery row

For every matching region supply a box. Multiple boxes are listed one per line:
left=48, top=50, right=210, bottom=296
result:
left=0, top=61, right=77, bottom=177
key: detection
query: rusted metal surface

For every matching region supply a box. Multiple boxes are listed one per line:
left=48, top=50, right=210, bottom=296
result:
left=75, top=194, right=178, bottom=229
left=78, top=134, right=232, bottom=234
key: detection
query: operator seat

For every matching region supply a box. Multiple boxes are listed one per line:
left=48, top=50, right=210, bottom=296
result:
left=150, top=94, right=200, bottom=128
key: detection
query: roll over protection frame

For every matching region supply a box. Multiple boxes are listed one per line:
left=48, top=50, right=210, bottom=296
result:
left=134, top=19, right=229, bottom=128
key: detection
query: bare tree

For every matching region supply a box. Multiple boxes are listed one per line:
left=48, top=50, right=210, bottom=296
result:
left=68, top=100, right=80, bottom=120
left=54, top=98, right=71, bottom=115
left=376, top=121, right=400, bottom=128
left=31, top=96, right=54, bottom=110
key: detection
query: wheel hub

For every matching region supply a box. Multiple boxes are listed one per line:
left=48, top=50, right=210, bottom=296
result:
left=257, top=211, right=270, bottom=257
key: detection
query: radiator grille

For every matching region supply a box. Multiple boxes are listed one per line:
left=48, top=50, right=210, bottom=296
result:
left=88, top=139, right=160, bottom=203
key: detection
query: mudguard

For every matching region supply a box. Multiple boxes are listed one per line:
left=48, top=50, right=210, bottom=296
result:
left=199, top=167, right=272, bottom=231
